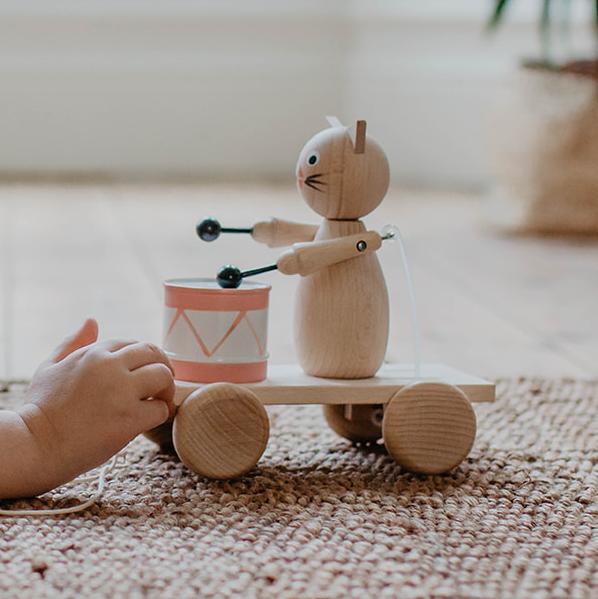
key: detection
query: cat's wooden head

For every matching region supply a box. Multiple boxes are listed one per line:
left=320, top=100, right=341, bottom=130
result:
left=296, top=117, right=390, bottom=219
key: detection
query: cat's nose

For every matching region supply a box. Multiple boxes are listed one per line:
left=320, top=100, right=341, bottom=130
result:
left=296, top=167, right=305, bottom=188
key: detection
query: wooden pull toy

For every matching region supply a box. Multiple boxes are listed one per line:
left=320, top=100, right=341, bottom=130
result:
left=148, top=117, right=495, bottom=480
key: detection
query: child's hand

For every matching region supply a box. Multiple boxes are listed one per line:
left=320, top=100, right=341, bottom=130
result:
left=16, top=319, right=175, bottom=495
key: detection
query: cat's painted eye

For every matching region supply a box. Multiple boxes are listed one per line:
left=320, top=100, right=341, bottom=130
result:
left=307, top=151, right=320, bottom=166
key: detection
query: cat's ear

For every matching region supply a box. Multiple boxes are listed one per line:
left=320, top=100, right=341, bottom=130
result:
left=350, top=120, right=367, bottom=154
left=326, top=115, right=343, bottom=128
left=327, top=116, right=366, bottom=153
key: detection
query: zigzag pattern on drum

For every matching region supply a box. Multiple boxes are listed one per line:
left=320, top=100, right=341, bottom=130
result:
left=165, top=308, right=265, bottom=358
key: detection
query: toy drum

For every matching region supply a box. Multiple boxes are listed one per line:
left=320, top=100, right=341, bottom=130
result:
left=162, top=278, right=271, bottom=383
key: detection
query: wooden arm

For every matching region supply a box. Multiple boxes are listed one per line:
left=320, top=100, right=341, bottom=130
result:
left=251, top=218, right=318, bottom=248
left=276, top=231, right=382, bottom=276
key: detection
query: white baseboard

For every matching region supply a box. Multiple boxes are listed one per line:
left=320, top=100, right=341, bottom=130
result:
left=0, top=0, right=594, bottom=187
left=0, top=1, right=347, bottom=179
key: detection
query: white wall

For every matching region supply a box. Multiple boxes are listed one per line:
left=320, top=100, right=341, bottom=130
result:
left=0, top=0, right=595, bottom=188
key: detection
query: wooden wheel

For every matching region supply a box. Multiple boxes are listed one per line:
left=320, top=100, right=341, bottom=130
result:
left=383, top=382, right=476, bottom=474
left=323, top=404, right=383, bottom=442
left=173, top=383, right=269, bottom=479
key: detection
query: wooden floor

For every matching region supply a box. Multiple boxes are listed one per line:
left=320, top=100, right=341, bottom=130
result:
left=1, top=182, right=597, bottom=380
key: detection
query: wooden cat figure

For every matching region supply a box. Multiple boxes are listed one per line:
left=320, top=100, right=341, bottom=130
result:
left=252, top=117, right=390, bottom=379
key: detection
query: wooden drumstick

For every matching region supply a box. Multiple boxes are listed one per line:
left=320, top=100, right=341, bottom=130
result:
left=196, top=218, right=253, bottom=241
left=197, top=217, right=318, bottom=247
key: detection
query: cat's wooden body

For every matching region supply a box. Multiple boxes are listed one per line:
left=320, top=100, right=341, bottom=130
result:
left=295, top=218, right=389, bottom=378
left=287, top=118, right=391, bottom=378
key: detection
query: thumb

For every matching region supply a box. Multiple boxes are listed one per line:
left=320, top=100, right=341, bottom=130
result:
left=50, top=318, right=99, bottom=363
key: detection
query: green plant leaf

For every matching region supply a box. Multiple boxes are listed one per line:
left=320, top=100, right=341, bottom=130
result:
left=540, top=0, right=552, bottom=31
left=487, top=0, right=511, bottom=30
left=539, top=0, right=553, bottom=63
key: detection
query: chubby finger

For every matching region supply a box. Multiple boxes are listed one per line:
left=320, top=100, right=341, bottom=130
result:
left=50, top=318, right=99, bottom=363
left=114, top=342, right=174, bottom=375
left=132, top=362, right=175, bottom=400
left=132, top=363, right=176, bottom=419
left=138, top=399, right=170, bottom=432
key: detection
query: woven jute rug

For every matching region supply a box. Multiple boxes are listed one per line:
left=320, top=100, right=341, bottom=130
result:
left=0, top=379, right=596, bottom=599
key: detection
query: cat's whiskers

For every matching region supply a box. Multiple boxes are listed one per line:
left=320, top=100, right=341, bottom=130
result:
left=305, top=173, right=327, bottom=192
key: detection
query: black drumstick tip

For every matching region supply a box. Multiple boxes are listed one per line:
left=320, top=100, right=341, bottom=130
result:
left=217, top=265, right=243, bottom=289
left=197, top=217, right=221, bottom=242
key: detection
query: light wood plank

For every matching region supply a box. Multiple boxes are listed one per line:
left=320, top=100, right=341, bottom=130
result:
left=381, top=252, right=589, bottom=379
left=376, top=191, right=595, bottom=378
left=383, top=193, right=597, bottom=376
left=3, top=182, right=598, bottom=380
left=8, top=184, right=160, bottom=378
left=174, top=363, right=495, bottom=406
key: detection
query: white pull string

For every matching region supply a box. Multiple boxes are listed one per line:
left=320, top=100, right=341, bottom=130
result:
left=0, top=453, right=123, bottom=517
left=381, top=225, right=422, bottom=380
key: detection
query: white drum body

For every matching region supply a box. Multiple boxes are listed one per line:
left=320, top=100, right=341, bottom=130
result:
left=163, top=278, right=270, bottom=383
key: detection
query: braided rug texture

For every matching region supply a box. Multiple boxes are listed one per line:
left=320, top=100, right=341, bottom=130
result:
left=0, top=378, right=596, bottom=599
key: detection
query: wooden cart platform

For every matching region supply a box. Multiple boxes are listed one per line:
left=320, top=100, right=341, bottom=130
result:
left=174, top=363, right=495, bottom=406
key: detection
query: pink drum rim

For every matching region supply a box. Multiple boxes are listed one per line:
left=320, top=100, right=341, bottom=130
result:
left=164, top=278, right=271, bottom=312
left=171, top=359, right=267, bottom=383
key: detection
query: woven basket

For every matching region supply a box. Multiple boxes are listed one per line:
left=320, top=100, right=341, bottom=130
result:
left=490, top=67, right=598, bottom=235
